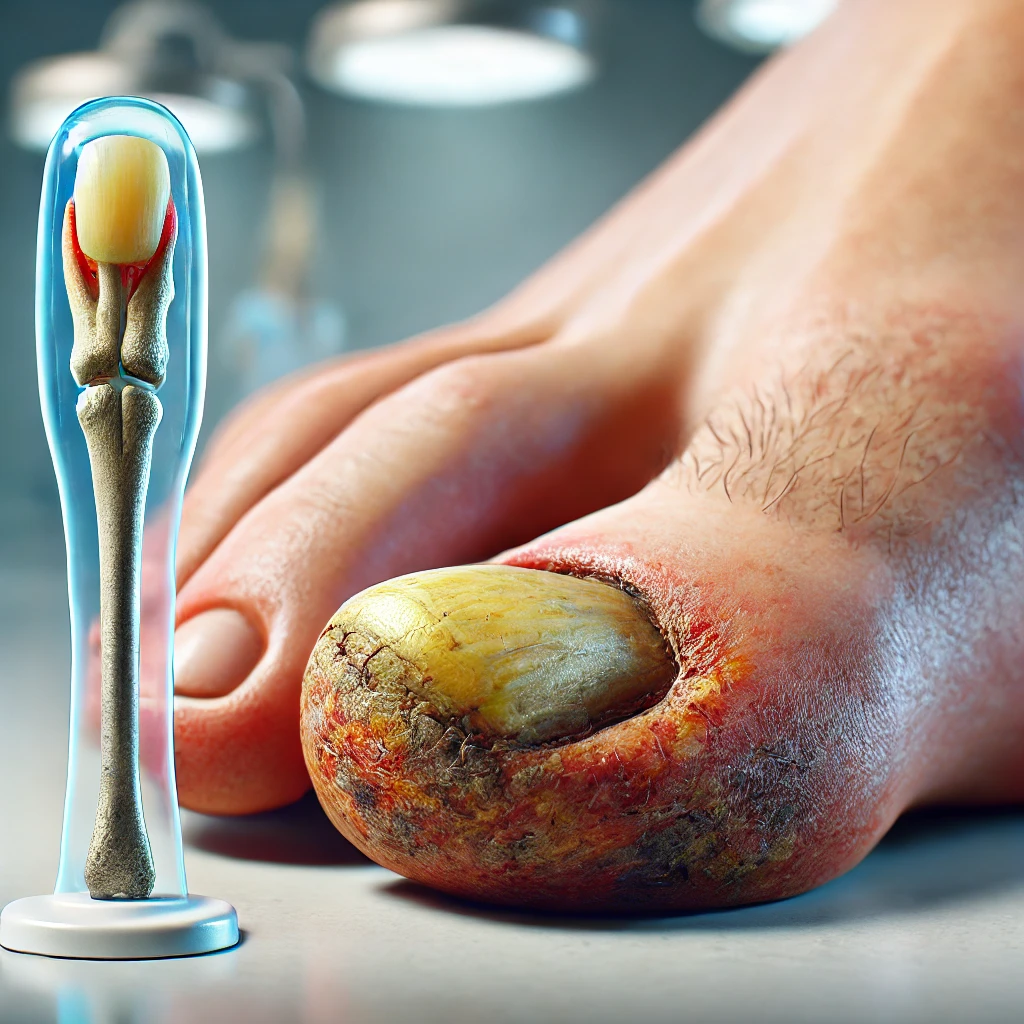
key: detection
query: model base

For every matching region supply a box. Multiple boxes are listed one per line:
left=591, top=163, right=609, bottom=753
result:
left=0, top=892, right=238, bottom=959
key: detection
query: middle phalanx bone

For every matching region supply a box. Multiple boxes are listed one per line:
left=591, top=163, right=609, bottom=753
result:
left=63, top=197, right=175, bottom=899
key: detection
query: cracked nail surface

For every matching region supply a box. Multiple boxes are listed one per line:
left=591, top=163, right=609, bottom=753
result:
left=316, top=564, right=676, bottom=746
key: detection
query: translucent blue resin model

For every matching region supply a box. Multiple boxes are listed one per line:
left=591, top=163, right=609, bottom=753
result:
left=0, top=96, right=237, bottom=959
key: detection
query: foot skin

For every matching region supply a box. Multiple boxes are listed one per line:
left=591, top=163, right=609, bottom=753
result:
left=177, top=0, right=1024, bottom=909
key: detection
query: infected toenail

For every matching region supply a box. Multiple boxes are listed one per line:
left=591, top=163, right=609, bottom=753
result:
left=307, top=564, right=676, bottom=746
left=174, top=608, right=263, bottom=699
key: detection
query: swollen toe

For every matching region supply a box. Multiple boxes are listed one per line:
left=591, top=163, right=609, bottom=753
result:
left=300, top=544, right=904, bottom=912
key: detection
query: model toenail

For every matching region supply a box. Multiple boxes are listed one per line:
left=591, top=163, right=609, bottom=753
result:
left=174, top=608, right=263, bottom=699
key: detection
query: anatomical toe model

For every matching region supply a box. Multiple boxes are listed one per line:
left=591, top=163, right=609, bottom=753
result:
left=0, top=97, right=236, bottom=960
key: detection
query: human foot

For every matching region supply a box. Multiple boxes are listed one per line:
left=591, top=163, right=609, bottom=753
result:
left=176, top=0, right=1024, bottom=909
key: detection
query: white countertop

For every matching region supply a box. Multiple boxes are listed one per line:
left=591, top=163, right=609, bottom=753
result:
left=2, top=563, right=1022, bottom=1024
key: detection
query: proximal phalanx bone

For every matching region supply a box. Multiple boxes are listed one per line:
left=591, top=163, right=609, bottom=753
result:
left=63, top=135, right=174, bottom=899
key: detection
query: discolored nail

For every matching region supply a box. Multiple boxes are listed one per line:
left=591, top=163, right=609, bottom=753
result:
left=174, top=608, right=263, bottom=699
left=316, top=564, right=677, bottom=745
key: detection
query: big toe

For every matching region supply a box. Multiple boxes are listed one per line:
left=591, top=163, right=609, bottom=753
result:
left=301, top=487, right=901, bottom=911
left=300, top=325, right=1024, bottom=911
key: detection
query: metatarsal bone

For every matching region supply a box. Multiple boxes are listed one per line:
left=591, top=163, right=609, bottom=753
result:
left=78, top=382, right=161, bottom=900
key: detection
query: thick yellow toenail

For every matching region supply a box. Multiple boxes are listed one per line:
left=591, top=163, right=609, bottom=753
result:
left=316, top=564, right=675, bottom=745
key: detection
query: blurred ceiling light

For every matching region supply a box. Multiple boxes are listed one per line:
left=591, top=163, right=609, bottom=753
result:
left=696, top=0, right=837, bottom=53
left=307, top=1, right=595, bottom=106
left=9, top=1, right=274, bottom=153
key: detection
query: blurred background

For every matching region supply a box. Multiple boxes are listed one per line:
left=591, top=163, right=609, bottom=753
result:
left=0, top=0, right=847, bottom=571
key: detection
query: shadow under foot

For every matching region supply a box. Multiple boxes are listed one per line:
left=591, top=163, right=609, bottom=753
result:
left=181, top=790, right=372, bottom=866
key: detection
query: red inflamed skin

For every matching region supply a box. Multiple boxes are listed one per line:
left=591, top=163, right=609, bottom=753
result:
left=175, top=0, right=1024, bottom=912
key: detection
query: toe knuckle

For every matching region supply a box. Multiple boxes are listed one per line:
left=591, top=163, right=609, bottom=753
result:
left=409, top=354, right=515, bottom=421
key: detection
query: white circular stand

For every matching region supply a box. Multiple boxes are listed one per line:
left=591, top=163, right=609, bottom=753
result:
left=0, top=892, right=238, bottom=959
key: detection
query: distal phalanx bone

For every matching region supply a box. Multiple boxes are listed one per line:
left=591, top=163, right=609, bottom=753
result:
left=63, top=135, right=174, bottom=899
